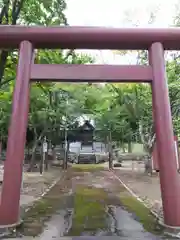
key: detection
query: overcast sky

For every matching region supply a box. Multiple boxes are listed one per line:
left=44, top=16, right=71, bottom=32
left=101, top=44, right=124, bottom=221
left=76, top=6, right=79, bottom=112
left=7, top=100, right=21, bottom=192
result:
left=65, top=0, right=179, bottom=64
left=66, top=0, right=176, bottom=27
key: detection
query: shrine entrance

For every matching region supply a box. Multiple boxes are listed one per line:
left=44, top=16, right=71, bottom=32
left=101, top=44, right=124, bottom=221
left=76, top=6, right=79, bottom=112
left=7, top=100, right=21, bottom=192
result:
left=0, top=26, right=180, bottom=227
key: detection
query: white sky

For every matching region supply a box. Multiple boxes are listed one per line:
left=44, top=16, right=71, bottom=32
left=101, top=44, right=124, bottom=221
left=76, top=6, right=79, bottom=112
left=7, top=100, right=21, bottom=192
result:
left=66, top=0, right=176, bottom=27
left=65, top=0, right=179, bottom=64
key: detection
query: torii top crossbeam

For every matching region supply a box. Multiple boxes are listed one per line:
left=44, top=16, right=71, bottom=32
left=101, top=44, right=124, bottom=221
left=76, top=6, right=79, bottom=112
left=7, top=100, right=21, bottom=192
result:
left=1, top=26, right=180, bottom=50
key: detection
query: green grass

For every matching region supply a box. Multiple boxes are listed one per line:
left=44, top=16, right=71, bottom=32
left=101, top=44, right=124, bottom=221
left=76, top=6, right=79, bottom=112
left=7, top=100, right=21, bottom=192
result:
left=119, top=189, right=164, bottom=234
left=68, top=186, right=108, bottom=236
left=72, top=163, right=105, bottom=172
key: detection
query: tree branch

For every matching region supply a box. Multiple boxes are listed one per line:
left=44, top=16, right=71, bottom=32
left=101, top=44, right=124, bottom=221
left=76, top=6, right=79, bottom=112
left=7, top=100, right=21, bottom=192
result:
left=12, top=0, right=25, bottom=25
left=0, top=0, right=25, bottom=84
left=0, top=6, right=6, bottom=24
left=0, top=0, right=10, bottom=24
left=0, top=77, right=14, bottom=87
left=0, top=50, right=9, bottom=83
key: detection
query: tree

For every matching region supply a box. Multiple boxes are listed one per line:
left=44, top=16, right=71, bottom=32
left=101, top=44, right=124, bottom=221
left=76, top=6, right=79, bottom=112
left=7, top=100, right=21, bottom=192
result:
left=0, top=0, right=96, bottom=171
left=0, top=0, right=67, bottom=86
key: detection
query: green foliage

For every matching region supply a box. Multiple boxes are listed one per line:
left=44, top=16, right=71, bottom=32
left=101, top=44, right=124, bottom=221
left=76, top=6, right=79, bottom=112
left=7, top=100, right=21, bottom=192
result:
left=0, top=0, right=95, bottom=149
left=1, top=0, right=180, bottom=158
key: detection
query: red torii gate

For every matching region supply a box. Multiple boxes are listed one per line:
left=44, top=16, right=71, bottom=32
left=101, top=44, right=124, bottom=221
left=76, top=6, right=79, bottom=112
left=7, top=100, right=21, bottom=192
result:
left=152, top=136, right=180, bottom=172
left=0, top=26, right=180, bottom=228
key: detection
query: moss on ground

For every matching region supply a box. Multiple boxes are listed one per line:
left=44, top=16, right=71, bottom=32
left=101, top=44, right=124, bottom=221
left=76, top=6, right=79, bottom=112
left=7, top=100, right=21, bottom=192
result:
left=72, top=163, right=105, bottom=172
left=71, top=166, right=164, bottom=236
left=68, top=186, right=108, bottom=236
left=17, top=171, right=71, bottom=237
left=119, top=188, right=164, bottom=235
left=71, top=164, right=163, bottom=235
left=17, top=165, right=164, bottom=237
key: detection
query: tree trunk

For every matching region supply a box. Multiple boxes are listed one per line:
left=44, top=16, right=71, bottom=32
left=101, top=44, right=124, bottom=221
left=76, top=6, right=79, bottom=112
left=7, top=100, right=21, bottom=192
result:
left=122, top=144, right=126, bottom=153
left=138, top=122, right=155, bottom=176
left=144, top=154, right=152, bottom=176
left=27, top=145, right=37, bottom=172
left=0, top=51, right=8, bottom=83
left=27, top=146, right=30, bottom=160
left=45, top=143, right=49, bottom=171
left=108, top=133, right=113, bottom=169
left=63, top=141, right=70, bottom=169
left=45, top=152, right=48, bottom=171
left=128, top=141, right=132, bottom=153
left=52, top=148, right=56, bottom=162
left=27, top=133, right=43, bottom=172
left=39, top=148, right=43, bottom=174
left=108, top=151, right=113, bottom=169
left=66, top=141, right=70, bottom=167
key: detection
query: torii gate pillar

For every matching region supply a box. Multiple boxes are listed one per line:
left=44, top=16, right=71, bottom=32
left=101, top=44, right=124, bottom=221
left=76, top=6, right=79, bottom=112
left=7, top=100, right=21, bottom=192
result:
left=0, top=41, right=33, bottom=226
left=149, top=42, right=180, bottom=226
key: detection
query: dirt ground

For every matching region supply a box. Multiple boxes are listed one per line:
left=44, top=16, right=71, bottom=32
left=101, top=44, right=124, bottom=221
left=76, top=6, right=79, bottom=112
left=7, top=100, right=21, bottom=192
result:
left=0, top=167, right=63, bottom=210
left=22, top=167, right=62, bottom=196
left=113, top=168, right=163, bottom=216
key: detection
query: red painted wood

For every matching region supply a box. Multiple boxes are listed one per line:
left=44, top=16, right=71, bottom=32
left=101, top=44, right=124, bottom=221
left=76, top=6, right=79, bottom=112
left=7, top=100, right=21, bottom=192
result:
left=0, top=41, right=33, bottom=225
left=149, top=42, right=180, bottom=227
left=30, top=64, right=152, bottom=82
left=0, top=25, right=180, bottom=228
left=1, top=26, right=180, bottom=49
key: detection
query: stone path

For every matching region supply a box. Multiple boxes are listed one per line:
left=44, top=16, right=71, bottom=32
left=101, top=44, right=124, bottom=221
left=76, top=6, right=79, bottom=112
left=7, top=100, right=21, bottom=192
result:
left=11, top=169, right=174, bottom=240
